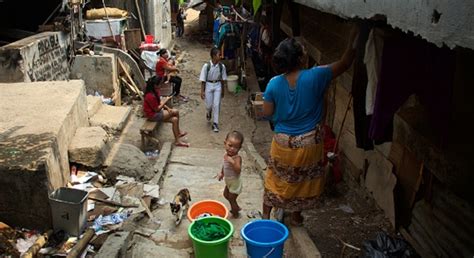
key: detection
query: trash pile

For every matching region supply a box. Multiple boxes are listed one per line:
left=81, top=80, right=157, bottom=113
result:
left=0, top=166, right=163, bottom=257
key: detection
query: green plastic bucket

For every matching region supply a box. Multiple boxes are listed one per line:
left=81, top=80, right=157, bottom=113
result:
left=188, top=216, right=234, bottom=258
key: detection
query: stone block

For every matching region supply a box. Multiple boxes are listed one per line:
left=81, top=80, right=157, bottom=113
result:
left=0, top=80, right=88, bottom=229
left=95, top=231, right=131, bottom=258
left=90, top=105, right=131, bottom=133
left=70, top=53, right=118, bottom=98
left=0, top=32, right=69, bottom=83
left=104, top=143, right=155, bottom=180
left=68, top=127, right=109, bottom=167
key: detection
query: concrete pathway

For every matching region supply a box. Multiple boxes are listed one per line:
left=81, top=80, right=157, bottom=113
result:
left=135, top=146, right=263, bottom=257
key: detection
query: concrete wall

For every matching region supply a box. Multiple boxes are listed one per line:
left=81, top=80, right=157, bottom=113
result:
left=0, top=31, right=70, bottom=82
left=146, top=0, right=173, bottom=49
left=295, top=0, right=474, bottom=50
left=0, top=80, right=88, bottom=229
left=70, top=53, right=118, bottom=97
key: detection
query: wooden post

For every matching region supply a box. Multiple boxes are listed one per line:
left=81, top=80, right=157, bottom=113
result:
left=135, top=0, right=147, bottom=40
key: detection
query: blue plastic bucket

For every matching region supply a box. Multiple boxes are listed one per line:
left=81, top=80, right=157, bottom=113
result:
left=241, top=220, right=289, bottom=258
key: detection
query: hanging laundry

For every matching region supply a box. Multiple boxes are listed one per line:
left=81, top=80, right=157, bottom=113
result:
left=369, top=36, right=456, bottom=145
left=364, top=28, right=384, bottom=116
left=351, top=21, right=374, bottom=150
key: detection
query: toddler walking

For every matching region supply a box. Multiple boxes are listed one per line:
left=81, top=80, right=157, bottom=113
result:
left=217, top=131, right=244, bottom=218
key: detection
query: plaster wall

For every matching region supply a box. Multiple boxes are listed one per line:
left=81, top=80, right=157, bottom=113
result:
left=0, top=80, right=88, bottom=229
left=0, top=32, right=70, bottom=82
left=70, top=53, right=118, bottom=97
left=295, top=0, right=474, bottom=49
left=145, top=0, right=172, bottom=49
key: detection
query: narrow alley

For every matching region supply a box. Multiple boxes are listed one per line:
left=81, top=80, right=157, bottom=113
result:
left=1, top=0, right=473, bottom=257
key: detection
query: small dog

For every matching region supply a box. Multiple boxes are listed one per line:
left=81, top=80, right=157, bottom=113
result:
left=170, top=188, right=191, bottom=225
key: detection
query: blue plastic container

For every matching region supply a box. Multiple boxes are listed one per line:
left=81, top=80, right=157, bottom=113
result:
left=240, top=220, right=289, bottom=258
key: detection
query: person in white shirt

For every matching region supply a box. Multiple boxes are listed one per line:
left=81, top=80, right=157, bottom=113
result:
left=199, top=47, right=228, bottom=133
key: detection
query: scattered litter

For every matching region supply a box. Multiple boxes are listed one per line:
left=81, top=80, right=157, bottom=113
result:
left=336, top=204, right=354, bottom=214
left=196, top=212, right=213, bottom=219
left=116, top=175, right=136, bottom=183
left=145, top=149, right=160, bottom=159
left=92, top=212, right=130, bottom=233
left=15, top=234, right=39, bottom=254
left=94, top=91, right=114, bottom=105
left=87, top=200, right=95, bottom=212
left=134, top=227, right=157, bottom=237
left=157, top=198, right=167, bottom=206
left=100, top=187, right=116, bottom=199
left=247, top=210, right=262, bottom=219
left=143, top=184, right=160, bottom=199
left=88, top=189, right=109, bottom=200
left=71, top=183, right=94, bottom=191
left=71, top=171, right=98, bottom=184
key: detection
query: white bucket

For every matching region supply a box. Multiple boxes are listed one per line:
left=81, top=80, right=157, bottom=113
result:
left=227, top=75, right=239, bottom=93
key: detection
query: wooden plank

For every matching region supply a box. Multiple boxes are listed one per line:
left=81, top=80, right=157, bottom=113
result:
left=141, top=121, right=158, bottom=132
left=124, top=29, right=142, bottom=50
left=89, top=196, right=139, bottom=208
left=120, top=77, right=139, bottom=96
left=134, top=0, right=147, bottom=40
left=140, top=198, right=154, bottom=219
left=118, top=58, right=143, bottom=100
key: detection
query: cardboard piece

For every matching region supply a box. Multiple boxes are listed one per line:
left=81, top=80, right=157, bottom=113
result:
left=365, top=152, right=396, bottom=227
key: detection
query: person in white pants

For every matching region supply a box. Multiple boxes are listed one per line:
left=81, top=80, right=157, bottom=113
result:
left=200, top=47, right=228, bottom=132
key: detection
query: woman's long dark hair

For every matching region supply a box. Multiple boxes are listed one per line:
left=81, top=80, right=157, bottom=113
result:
left=271, top=38, right=304, bottom=74
left=145, top=76, right=163, bottom=101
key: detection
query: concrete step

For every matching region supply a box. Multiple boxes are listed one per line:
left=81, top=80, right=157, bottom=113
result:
left=86, top=95, right=102, bottom=119
left=90, top=105, right=132, bottom=134
left=169, top=147, right=224, bottom=168
left=68, top=126, right=109, bottom=168
left=0, top=80, right=89, bottom=230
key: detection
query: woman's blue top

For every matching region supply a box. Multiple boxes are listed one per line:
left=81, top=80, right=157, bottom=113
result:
left=264, top=66, right=332, bottom=136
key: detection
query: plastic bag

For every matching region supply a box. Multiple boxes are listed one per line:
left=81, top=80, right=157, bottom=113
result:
left=92, top=212, right=130, bottom=232
left=362, top=232, right=417, bottom=258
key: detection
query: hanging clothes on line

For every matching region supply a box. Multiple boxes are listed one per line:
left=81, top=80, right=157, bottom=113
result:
left=218, top=21, right=240, bottom=59
left=369, top=36, right=456, bottom=145
left=364, top=28, right=384, bottom=116
left=351, top=21, right=374, bottom=150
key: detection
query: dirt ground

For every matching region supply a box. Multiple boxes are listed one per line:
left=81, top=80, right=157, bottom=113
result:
left=127, top=9, right=393, bottom=257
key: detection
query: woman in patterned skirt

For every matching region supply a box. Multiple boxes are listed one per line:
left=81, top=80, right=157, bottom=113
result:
left=262, top=28, right=358, bottom=225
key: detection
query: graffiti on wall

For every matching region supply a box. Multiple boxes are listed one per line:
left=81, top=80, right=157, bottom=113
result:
left=26, top=34, right=69, bottom=82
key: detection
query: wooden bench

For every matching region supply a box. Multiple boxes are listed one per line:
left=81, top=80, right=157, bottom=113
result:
left=140, top=120, right=161, bottom=150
